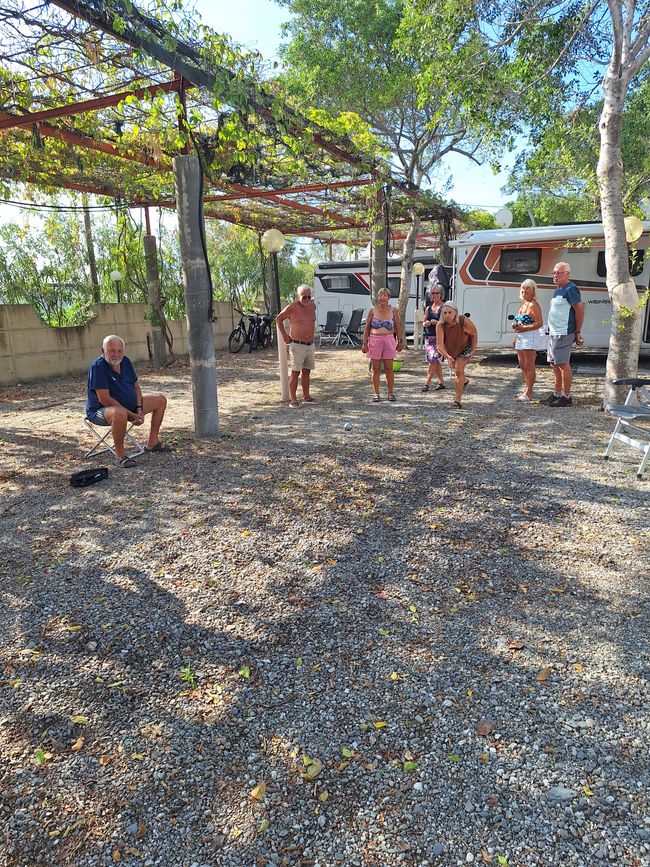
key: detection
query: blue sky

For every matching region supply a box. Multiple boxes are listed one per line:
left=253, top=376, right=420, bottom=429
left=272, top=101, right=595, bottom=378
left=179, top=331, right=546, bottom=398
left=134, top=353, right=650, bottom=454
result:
left=193, top=0, right=517, bottom=213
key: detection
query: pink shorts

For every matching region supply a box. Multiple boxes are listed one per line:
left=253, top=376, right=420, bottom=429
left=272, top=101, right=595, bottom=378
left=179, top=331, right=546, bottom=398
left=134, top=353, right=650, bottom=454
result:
left=367, top=333, right=397, bottom=361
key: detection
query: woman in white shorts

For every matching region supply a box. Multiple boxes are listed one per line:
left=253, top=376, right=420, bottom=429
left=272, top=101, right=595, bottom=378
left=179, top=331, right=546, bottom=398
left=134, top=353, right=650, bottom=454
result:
left=512, top=279, right=546, bottom=402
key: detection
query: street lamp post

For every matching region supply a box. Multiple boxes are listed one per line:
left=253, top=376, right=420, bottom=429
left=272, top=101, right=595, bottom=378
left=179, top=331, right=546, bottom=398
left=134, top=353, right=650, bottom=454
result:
left=261, top=229, right=289, bottom=402
left=412, top=262, right=425, bottom=350
left=110, top=269, right=122, bottom=304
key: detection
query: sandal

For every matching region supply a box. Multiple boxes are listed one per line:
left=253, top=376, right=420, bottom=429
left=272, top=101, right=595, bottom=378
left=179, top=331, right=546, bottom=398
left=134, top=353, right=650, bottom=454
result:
left=144, top=441, right=173, bottom=453
left=421, top=384, right=430, bottom=392
left=373, top=394, right=381, bottom=402
left=115, top=456, right=137, bottom=468
left=453, top=400, right=463, bottom=409
left=434, top=383, right=446, bottom=390
left=289, top=400, right=300, bottom=408
left=387, top=393, right=396, bottom=402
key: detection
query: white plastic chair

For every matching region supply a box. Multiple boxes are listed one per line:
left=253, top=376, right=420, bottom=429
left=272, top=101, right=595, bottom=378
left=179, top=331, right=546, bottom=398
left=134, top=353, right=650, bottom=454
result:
left=603, top=377, right=650, bottom=479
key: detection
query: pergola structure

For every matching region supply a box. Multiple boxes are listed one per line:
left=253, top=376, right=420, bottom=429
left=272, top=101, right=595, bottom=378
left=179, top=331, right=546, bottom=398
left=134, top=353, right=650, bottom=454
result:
left=0, top=0, right=454, bottom=244
left=0, top=0, right=457, bottom=436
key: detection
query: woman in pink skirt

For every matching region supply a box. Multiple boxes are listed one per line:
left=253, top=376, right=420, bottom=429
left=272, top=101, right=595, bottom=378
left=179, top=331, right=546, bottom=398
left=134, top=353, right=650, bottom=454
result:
left=361, top=287, right=404, bottom=401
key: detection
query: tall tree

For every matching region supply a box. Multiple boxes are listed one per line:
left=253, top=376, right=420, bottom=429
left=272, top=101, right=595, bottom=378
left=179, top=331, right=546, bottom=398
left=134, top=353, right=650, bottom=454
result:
left=277, top=0, right=506, bottom=342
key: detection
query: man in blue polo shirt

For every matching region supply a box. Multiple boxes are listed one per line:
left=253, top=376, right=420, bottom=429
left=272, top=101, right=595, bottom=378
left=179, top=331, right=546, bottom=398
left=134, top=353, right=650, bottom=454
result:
left=86, top=335, right=172, bottom=467
left=546, top=261, right=585, bottom=407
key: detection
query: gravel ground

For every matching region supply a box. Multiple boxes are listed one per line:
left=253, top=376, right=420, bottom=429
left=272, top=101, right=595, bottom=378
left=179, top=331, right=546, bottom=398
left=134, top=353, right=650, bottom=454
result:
left=1, top=347, right=648, bottom=867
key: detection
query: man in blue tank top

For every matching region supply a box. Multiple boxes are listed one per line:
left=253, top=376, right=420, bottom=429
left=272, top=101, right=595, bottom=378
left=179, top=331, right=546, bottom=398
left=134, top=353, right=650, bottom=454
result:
left=86, top=335, right=172, bottom=467
left=546, top=262, right=584, bottom=407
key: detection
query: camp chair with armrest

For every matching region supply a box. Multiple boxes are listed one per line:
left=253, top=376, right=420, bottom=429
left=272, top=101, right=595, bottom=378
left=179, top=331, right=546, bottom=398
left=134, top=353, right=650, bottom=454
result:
left=83, top=413, right=145, bottom=461
left=603, top=377, right=650, bottom=479
left=336, top=308, right=365, bottom=347
left=318, top=309, right=343, bottom=346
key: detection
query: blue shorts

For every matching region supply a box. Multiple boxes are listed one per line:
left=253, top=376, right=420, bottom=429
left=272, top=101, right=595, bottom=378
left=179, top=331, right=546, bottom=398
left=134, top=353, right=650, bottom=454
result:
left=87, top=408, right=110, bottom=426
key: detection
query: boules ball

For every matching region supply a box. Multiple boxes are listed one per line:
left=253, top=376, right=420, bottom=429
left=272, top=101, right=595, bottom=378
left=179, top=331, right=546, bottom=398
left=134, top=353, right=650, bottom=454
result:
left=344, top=422, right=352, bottom=431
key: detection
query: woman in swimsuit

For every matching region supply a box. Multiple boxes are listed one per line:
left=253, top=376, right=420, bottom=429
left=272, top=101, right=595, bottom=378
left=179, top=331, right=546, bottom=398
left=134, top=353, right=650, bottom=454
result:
left=421, top=283, right=446, bottom=392
left=512, top=279, right=546, bottom=402
left=361, top=287, right=404, bottom=401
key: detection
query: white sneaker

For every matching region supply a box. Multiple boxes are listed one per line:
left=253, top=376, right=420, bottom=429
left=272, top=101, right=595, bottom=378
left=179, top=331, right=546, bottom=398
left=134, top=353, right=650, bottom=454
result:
left=514, top=393, right=531, bottom=401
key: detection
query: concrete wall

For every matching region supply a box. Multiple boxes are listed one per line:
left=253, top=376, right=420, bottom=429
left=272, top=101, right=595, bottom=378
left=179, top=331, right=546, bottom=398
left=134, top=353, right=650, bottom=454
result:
left=0, top=301, right=238, bottom=385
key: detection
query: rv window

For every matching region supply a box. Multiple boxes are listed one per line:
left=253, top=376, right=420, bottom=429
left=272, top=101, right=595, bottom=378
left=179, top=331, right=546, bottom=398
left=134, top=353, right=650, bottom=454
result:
left=321, top=275, right=351, bottom=291
left=499, top=249, right=541, bottom=274
left=597, top=249, right=646, bottom=278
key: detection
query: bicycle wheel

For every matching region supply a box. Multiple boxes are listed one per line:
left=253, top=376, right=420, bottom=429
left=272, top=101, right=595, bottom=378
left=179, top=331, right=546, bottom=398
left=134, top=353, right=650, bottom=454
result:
left=261, top=323, right=273, bottom=348
left=228, top=327, right=246, bottom=353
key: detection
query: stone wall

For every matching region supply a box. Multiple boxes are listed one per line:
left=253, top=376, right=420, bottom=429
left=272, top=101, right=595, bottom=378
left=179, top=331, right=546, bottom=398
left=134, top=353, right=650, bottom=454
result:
left=0, top=301, right=238, bottom=385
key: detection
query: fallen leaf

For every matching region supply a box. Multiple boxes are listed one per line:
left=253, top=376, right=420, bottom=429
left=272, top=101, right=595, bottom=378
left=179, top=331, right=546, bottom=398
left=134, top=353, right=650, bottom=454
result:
left=476, top=720, right=496, bottom=736
left=124, top=848, right=143, bottom=858
left=373, top=721, right=387, bottom=729
left=550, top=587, right=565, bottom=594
left=63, top=625, right=82, bottom=632
left=326, top=558, right=337, bottom=565
left=319, top=791, right=329, bottom=803
left=136, top=824, right=147, bottom=839
left=258, top=818, right=270, bottom=833
left=389, top=671, right=399, bottom=681
left=112, top=851, right=121, bottom=863
left=301, top=758, right=323, bottom=780
left=250, top=781, right=267, bottom=801
left=448, top=753, right=460, bottom=763
left=537, top=667, right=551, bottom=682
left=403, top=761, right=418, bottom=772
left=507, top=640, right=525, bottom=651
left=583, top=786, right=594, bottom=797
left=230, top=827, right=242, bottom=839
left=572, top=662, right=584, bottom=672
left=378, top=628, right=390, bottom=636
left=69, top=715, right=88, bottom=725
left=479, top=753, right=490, bottom=764
left=238, top=666, right=251, bottom=679
left=480, top=848, right=493, bottom=863
left=497, top=857, right=509, bottom=867
left=341, top=747, right=352, bottom=758
left=71, top=736, right=84, bottom=752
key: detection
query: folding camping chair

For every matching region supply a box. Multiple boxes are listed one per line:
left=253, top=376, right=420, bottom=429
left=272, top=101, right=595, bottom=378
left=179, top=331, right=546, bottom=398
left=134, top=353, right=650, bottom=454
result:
left=603, top=377, right=650, bottom=479
left=318, top=309, right=343, bottom=345
left=336, top=308, right=365, bottom=347
left=83, top=415, right=145, bottom=461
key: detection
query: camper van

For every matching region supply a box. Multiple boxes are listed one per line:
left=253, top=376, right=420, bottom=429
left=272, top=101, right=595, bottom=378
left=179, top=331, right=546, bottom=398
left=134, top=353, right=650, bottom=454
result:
left=313, top=253, right=446, bottom=335
left=449, top=221, right=650, bottom=350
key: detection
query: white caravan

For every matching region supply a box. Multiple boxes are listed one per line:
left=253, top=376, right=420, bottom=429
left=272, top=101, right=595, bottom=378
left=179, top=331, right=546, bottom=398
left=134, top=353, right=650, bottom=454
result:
left=449, top=221, right=650, bottom=350
left=313, top=253, right=446, bottom=334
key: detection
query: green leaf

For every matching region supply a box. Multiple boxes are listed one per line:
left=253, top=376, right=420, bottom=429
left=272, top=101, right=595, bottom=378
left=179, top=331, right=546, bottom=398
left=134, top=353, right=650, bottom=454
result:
left=238, top=665, right=251, bottom=679
left=448, top=753, right=460, bottom=763
left=403, top=761, right=418, bottom=771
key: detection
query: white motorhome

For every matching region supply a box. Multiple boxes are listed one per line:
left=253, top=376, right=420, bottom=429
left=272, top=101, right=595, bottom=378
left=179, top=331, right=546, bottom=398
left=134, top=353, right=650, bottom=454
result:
left=313, top=252, right=446, bottom=334
left=449, top=221, right=650, bottom=350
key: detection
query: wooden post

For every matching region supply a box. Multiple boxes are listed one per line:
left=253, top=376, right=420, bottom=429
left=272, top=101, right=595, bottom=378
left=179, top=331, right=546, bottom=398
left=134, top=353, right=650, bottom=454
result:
left=173, top=154, right=218, bottom=438
left=143, top=233, right=167, bottom=368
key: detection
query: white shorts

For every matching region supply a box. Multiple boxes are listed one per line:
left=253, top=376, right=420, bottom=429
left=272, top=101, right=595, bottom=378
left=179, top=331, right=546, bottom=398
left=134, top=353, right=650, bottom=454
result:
left=515, top=328, right=547, bottom=352
left=289, top=341, right=315, bottom=372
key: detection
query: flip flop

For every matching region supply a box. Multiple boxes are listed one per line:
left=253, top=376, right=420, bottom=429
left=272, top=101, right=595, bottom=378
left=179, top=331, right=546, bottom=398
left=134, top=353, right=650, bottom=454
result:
left=145, top=442, right=173, bottom=453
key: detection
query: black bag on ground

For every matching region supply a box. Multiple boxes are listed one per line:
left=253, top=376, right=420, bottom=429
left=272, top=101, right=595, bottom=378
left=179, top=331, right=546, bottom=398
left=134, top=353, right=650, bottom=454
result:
left=70, top=467, right=109, bottom=488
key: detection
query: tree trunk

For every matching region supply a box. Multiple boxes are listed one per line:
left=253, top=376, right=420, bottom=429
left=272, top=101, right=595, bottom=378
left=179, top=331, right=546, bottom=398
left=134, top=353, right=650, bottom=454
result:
left=598, top=56, right=642, bottom=406
left=370, top=187, right=388, bottom=301
left=397, top=209, right=420, bottom=346
left=173, top=154, right=218, bottom=438
left=258, top=234, right=271, bottom=313
left=82, top=193, right=100, bottom=302
left=144, top=233, right=169, bottom=367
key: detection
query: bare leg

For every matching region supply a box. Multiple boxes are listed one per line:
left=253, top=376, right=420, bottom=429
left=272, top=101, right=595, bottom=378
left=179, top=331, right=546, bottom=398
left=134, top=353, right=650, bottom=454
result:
left=384, top=359, right=395, bottom=396
left=371, top=360, right=381, bottom=396
left=454, top=357, right=468, bottom=403
left=289, top=370, right=300, bottom=403
left=552, top=364, right=563, bottom=395
left=301, top=369, right=312, bottom=400
left=103, top=406, right=128, bottom=459
left=432, top=361, right=444, bottom=385
left=142, top=393, right=167, bottom=448
left=558, top=361, right=573, bottom=395
left=424, top=361, right=435, bottom=387
left=524, top=350, right=537, bottom=397
left=516, top=349, right=526, bottom=391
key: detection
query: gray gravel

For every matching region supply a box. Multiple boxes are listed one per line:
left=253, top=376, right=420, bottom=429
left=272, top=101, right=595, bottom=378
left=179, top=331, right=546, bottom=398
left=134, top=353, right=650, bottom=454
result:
left=0, top=348, right=648, bottom=867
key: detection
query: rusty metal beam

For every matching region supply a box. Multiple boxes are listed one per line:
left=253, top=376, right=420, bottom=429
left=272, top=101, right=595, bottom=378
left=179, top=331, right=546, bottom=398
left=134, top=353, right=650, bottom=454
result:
left=0, top=79, right=188, bottom=131
left=206, top=177, right=374, bottom=202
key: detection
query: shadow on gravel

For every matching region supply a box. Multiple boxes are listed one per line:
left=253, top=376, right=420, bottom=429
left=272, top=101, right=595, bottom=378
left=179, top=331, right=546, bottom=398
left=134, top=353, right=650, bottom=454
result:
left=1, top=349, right=647, bottom=866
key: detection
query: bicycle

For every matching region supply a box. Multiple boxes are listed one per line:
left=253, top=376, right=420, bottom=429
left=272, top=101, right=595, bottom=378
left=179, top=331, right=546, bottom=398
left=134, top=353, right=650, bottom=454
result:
left=228, top=311, right=274, bottom=353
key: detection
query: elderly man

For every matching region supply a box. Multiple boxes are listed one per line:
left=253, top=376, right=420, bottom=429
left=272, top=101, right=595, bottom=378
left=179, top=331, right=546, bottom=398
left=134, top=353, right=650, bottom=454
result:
left=86, top=335, right=171, bottom=467
left=276, top=284, right=317, bottom=407
left=546, top=262, right=585, bottom=407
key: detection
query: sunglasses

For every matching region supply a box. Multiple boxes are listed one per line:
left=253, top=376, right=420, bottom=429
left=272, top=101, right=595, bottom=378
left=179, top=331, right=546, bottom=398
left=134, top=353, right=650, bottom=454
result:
left=300, top=295, right=312, bottom=300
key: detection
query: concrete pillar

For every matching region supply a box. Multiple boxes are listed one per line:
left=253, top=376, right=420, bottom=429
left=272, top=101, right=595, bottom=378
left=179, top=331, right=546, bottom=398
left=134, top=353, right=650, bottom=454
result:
left=173, top=154, right=218, bottom=438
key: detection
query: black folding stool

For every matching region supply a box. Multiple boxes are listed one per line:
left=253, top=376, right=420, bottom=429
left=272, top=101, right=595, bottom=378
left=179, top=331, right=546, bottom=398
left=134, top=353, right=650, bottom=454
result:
left=83, top=415, right=145, bottom=460
left=603, top=377, right=650, bottom=479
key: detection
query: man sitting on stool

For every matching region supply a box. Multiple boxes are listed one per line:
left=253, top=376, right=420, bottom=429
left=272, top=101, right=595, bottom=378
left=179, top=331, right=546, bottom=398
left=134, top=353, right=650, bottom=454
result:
left=86, top=334, right=172, bottom=468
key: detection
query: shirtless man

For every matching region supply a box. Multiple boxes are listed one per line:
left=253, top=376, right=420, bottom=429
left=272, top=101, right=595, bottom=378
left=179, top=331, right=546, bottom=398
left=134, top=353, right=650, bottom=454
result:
left=276, top=284, right=317, bottom=407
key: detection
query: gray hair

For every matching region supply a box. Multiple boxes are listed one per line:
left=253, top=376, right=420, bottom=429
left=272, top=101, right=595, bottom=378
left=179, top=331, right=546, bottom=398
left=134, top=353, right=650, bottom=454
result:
left=102, top=334, right=125, bottom=351
left=554, top=261, right=570, bottom=274
left=297, top=284, right=312, bottom=298
left=520, top=279, right=538, bottom=298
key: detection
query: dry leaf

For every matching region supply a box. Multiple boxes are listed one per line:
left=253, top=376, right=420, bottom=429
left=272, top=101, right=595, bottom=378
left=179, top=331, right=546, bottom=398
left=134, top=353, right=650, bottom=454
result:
left=476, top=720, right=496, bottom=736
left=69, top=715, right=88, bottom=724
left=71, top=736, right=84, bottom=752
left=136, top=824, right=147, bottom=839
left=250, top=781, right=267, bottom=801
left=373, top=721, right=387, bottom=729
left=537, top=667, right=551, bottom=682
left=112, top=851, right=121, bottom=863
left=507, top=640, right=525, bottom=650
left=301, top=758, right=322, bottom=780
